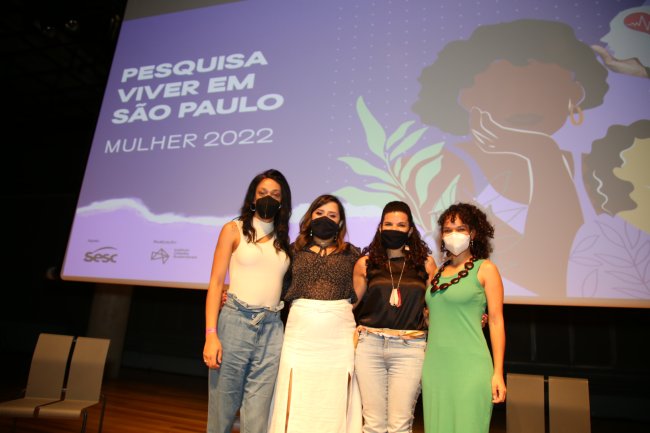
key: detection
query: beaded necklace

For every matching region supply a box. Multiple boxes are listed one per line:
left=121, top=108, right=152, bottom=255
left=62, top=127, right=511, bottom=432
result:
left=430, top=256, right=477, bottom=293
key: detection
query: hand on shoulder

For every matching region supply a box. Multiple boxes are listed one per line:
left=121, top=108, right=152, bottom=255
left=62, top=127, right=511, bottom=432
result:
left=354, top=255, right=369, bottom=273
left=425, top=255, right=437, bottom=278
left=348, top=243, right=362, bottom=256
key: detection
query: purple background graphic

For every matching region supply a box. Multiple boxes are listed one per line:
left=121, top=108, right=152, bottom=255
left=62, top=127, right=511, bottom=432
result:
left=62, top=0, right=650, bottom=303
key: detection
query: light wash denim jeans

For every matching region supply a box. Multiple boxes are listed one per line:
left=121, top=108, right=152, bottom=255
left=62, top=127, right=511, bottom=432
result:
left=207, top=294, right=284, bottom=433
left=354, top=330, right=426, bottom=433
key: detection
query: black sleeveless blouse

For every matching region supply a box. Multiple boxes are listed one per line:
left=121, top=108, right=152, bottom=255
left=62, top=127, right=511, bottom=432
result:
left=355, top=257, right=428, bottom=330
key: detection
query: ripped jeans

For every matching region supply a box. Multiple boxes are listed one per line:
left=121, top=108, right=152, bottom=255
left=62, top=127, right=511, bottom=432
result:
left=207, top=293, right=284, bottom=433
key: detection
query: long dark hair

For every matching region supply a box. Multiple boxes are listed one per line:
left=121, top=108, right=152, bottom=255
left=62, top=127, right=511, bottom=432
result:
left=437, top=202, right=494, bottom=260
left=363, top=201, right=431, bottom=277
left=238, top=169, right=292, bottom=255
left=293, top=194, right=349, bottom=253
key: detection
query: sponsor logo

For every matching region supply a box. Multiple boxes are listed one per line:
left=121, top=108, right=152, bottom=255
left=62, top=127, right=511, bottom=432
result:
left=174, top=248, right=197, bottom=260
left=84, top=246, right=118, bottom=263
left=151, top=248, right=170, bottom=264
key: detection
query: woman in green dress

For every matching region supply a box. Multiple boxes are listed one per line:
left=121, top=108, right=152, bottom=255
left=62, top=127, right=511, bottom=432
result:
left=422, top=202, right=506, bottom=433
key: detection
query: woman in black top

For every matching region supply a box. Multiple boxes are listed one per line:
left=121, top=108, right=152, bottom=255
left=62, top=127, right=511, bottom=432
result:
left=353, top=201, right=436, bottom=433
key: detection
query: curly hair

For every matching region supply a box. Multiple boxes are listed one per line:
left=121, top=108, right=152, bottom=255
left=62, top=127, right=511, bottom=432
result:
left=362, top=201, right=431, bottom=278
left=583, top=119, right=650, bottom=215
left=412, top=19, right=608, bottom=135
left=437, top=203, right=494, bottom=260
left=238, top=169, right=292, bottom=256
left=293, top=194, right=350, bottom=254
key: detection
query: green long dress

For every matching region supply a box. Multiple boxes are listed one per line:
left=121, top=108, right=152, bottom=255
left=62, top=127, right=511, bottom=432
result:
left=422, top=259, right=493, bottom=433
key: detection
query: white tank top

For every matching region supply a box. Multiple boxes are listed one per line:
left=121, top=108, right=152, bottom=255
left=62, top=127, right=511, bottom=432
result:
left=228, top=219, right=289, bottom=307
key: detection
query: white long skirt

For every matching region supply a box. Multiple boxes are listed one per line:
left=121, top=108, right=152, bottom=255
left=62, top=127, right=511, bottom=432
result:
left=268, top=298, right=362, bottom=433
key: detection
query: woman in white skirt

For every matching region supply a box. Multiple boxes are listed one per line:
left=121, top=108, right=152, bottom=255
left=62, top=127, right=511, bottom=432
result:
left=268, top=194, right=363, bottom=433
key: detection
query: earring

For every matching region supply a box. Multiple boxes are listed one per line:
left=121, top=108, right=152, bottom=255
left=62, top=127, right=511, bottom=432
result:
left=309, top=229, right=313, bottom=237
left=470, top=239, right=474, bottom=249
left=250, top=203, right=256, bottom=212
left=568, top=99, right=584, bottom=126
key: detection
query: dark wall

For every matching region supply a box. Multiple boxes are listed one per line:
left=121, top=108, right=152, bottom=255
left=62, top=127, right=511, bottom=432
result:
left=503, top=304, right=650, bottom=421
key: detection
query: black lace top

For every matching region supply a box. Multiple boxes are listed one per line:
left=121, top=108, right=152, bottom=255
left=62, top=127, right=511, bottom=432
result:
left=283, top=243, right=360, bottom=304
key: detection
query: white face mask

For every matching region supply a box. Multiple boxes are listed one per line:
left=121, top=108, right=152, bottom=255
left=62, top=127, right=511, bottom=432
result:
left=443, top=232, right=470, bottom=256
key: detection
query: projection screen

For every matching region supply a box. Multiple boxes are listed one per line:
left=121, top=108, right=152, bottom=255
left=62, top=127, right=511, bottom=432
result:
left=61, top=0, right=650, bottom=308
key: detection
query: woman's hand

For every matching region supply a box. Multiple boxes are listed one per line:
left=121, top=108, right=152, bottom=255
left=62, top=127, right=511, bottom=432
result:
left=221, top=291, right=227, bottom=308
left=469, top=106, right=560, bottom=157
left=423, top=307, right=429, bottom=328
left=352, top=256, right=369, bottom=309
left=203, top=221, right=238, bottom=370
left=203, top=334, right=223, bottom=369
left=592, top=45, right=649, bottom=78
left=492, top=373, right=507, bottom=403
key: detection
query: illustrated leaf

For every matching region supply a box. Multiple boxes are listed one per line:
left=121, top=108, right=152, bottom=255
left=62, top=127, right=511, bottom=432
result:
left=400, top=142, right=444, bottom=183
left=593, top=253, right=634, bottom=268
left=571, top=234, right=599, bottom=255
left=388, top=127, right=428, bottom=161
left=624, top=221, right=641, bottom=249
left=580, top=269, right=599, bottom=297
left=429, top=213, right=439, bottom=233
left=392, top=157, right=402, bottom=179
left=334, top=186, right=398, bottom=207
left=356, top=96, right=386, bottom=160
left=634, top=241, right=650, bottom=266
left=595, top=220, right=625, bottom=248
left=432, top=174, right=460, bottom=214
left=386, top=120, right=415, bottom=150
left=367, top=182, right=404, bottom=197
left=414, top=156, right=443, bottom=205
left=338, top=156, right=395, bottom=184
left=615, top=287, right=650, bottom=298
left=608, top=271, right=643, bottom=285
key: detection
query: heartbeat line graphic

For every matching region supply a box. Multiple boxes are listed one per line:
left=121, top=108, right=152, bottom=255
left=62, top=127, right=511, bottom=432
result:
left=624, top=12, right=650, bottom=34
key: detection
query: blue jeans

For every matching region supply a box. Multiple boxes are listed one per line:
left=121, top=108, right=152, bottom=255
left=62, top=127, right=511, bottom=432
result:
left=355, top=331, right=426, bottom=433
left=207, top=294, right=284, bottom=433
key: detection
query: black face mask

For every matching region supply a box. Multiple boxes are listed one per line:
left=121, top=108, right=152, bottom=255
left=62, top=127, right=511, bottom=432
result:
left=310, top=216, right=340, bottom=240
left=255, top=195, right=281, bottom=219
left=381, top=229, right=409, bottom=249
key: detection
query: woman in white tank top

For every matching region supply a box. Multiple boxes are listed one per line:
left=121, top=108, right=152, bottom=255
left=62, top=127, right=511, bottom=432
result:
left=203, top=169, right=292, bottom=433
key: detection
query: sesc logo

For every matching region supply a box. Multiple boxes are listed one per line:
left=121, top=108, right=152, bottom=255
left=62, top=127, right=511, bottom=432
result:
left=84, top=246, right=118, bottom=263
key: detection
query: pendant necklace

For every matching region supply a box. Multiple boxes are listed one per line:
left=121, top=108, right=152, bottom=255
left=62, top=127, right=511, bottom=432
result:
left=388, top=258, right=406, bottom=307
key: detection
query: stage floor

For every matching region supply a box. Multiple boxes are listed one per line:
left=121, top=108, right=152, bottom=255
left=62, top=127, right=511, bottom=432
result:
left=0, top=367, right=647, bottom=433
